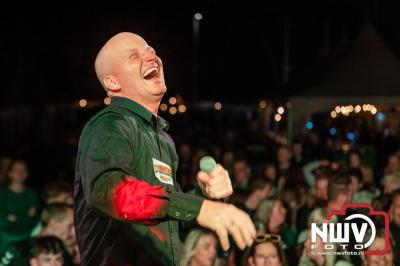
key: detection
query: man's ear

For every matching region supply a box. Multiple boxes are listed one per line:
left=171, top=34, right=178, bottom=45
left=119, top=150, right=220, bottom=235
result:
left=103, top=75, right=121, bottom=92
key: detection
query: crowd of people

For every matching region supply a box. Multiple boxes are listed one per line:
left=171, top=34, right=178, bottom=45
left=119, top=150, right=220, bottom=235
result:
left=0, top=115, right=399, bottom=265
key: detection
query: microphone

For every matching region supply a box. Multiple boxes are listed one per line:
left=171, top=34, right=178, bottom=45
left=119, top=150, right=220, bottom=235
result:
left=199, top=156, right=216, bottom=173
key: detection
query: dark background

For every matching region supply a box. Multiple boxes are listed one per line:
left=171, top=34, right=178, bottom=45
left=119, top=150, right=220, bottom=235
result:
left=1, top=1, right=399, bottom=106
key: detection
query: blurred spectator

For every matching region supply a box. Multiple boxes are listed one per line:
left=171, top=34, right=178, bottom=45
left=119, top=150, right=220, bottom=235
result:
left=382, top=171, right=400, bottom=194
left=180, top=228, right=219, bottom=266
left=29, top=236, right=66, bottom=266
left=239, top=177, right=272, bottom=217
left=0, top=203, right=75, bottom=265
left=221, top=150, right=235, bottom=177
left=300, top=225, right=353, bottom=266
left=0, top=159, right=40, bottom=253
left=233, top=159, right=252, bottom=190
left=384, top=153, right=400, bottom=176
left=360, top=229, right=394, bottom=266
left=30, top=181, right=74, bottom=239
left=276, top=146, right=293, bottom=179
left=255, top=198, right=296, bottom=252
left=348, top=151, right=374, bottom=185
left=261, top=163, right=278, bottom=188
left=0, top=156, right=11, bottom=186
left=326, top=173, right=353, bottom=212
left=348, top=168, right=379, bottom=204
left=292, top=141, right=304, bottom=167
left=390, top=189, right=400, bottom=266
left=246, top=233, right=288, bottom=266
left=41, top=181, right=73, bottom=206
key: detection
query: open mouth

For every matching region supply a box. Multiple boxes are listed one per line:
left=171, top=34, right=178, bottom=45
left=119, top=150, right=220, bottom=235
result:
left=142, top=66, right=160, bottom=80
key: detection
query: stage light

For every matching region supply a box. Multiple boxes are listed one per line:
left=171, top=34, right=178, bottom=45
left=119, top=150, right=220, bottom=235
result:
left=169, top=97, right=177, bottom=105
left=347, top=132, right=356, bottom=141
left=178, top=105, right=187, bottom=113
left=79, top=99, right=87, bottom=108
left=104, top=97, right=111, bottom=105
left=259, top=100, right=267, bottom=109
left=160, top=104, right=168, bottom=111
left=377, top=112, right=385, bottom=122
left=306, top=121, right=314, bottom=130
left=194, top=13, right=203, bottom=20
left=169, top=107, right=177, bottom=115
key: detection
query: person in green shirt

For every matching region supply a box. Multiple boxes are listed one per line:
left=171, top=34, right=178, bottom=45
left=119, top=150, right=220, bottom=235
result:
left=0, top=159, right=40, bottom=254
left=74, top=32, right=256, bottom=266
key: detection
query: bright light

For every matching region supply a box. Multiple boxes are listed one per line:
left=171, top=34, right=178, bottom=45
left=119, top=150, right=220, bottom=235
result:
left=169, top=97, right=177, bottom=105
left=277, top=107, right=285, bottom=115
left=330, top=128, right=337, bottom=136
left=104, top=97, right=111, bottom=105
left=160, top=104, right=168, bottom=111
left=347, top=132, right=356, bottom=141
left=343, top=144, right=351, bottom=152
left=377, top=112, right=385, bottom=122
left=259, top=100, right=267, bottom=109
left=178, top=105, right=187, bottom=113
left=348, top=105, right=354, bottom=112
left=274, top=114, right=282, bottom=122
left=335, top=106, right=341, bottom=113
left=169, top=107, right=177, bottom=115
left=371, top=107, right=377, bottom=115
left=306, top=121, right=314, bottom=130
left=366, top=104, right=372, bottom=111
left=341, top=106, right=347, bottom=114
left=194, top=13, right=203, bottom=20
left=355, top=105, right=361, bottom=113
left=79, top=99, right=87, bottom=108
left=362, top=104, right=368, bottom=112
left=214, top=102, right=222, bottom=110
left=330, top=111, right=337, bottom=118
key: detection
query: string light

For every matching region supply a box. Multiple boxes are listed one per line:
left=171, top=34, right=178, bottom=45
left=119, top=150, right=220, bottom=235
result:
left=277, top=107, right=285, bottom=115
left=160, top=104, right=168, bottom=111
left=169, top=106, right=177, bottom=115
left=330, top=111, right=337, bottom=118
left=104, top=97, right=111, bottom=105
left=169, top=97, right=177, bottom=105
left=178, top=105, right=187, bottom=113
left=214, top=102, right=222, bottom=110
left=274, top=114, right=282, bottom=122
left=259, top=100, right=267, bottom=109
left=79, top=99, right=87, bottom=108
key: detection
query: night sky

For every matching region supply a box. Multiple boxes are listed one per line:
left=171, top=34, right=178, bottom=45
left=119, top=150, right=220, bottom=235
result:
left=1, top=1, right=399, bottom=107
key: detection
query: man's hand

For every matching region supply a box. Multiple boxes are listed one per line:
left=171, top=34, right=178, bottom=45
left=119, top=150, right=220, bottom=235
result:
left=196, top=200, right=256, bottom=251
left=197, top=164, right=233, bottom=199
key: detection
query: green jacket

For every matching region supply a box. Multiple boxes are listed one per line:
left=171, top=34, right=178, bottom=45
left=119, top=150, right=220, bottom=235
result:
left=74, top=97, right=204, bottom=266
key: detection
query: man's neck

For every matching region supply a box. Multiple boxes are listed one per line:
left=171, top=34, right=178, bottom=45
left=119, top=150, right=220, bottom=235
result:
left=9, top=182, right=25, bottom=193
left=119, top=95, right=161, bottom=116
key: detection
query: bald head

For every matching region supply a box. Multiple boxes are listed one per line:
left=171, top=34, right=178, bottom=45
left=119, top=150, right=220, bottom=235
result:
left=95, top=32, right=146, bottom=89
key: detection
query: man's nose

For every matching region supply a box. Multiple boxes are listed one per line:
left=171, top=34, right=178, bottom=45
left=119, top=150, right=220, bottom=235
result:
left=143, top=49, right=156, bottom=62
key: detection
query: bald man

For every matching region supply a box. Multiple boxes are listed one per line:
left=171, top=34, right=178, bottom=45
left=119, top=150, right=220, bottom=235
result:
left=74, top=32, right=256, bottom=266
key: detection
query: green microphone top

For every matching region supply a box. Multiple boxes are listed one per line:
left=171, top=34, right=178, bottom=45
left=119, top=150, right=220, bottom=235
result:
left=199, top=156, right=216, bottom=173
